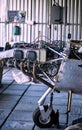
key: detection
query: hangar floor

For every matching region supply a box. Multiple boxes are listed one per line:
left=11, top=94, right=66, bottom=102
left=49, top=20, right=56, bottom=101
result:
left=0, top=67, right=82, bottom=130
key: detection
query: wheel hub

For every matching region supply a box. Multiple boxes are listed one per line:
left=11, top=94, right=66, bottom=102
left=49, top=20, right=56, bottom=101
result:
left=39, top=115, right=51, bottom=125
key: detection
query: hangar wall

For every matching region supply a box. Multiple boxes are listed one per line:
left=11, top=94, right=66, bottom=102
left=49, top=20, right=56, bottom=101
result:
left=0, top=0, right=82, bottom=47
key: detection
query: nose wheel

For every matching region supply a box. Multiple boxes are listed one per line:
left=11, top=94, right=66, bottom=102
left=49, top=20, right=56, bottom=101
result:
left=32, top=106, right=55, bottom=128
left=33, top=105, right=59, bottom=128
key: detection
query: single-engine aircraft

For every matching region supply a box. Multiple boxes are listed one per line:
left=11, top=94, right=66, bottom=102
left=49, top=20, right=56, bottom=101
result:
left=0, top=39, right=82, bottom=129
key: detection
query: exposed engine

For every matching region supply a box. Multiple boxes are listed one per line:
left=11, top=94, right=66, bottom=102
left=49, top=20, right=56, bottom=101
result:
left=12, top=40, right=65, bottom=79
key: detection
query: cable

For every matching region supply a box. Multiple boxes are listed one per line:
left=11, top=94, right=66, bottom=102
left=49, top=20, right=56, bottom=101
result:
left=32, top=124, right=36, bottom=130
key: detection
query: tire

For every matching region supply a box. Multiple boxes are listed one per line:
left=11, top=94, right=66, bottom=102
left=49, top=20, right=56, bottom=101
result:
left=32, top=106, right=54, bottom=128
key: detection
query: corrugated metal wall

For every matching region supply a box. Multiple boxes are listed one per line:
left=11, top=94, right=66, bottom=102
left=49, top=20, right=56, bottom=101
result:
left=0, top=0, right=82, bottom=47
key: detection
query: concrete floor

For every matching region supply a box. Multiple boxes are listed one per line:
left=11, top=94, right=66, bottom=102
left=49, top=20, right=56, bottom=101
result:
left=0, top=67, right=82, bottom=130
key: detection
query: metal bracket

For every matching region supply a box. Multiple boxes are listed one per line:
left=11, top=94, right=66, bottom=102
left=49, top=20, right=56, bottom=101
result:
left=39, top=105, right=52, bottom=121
